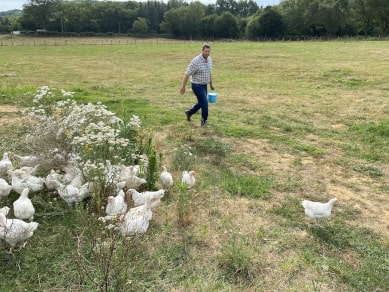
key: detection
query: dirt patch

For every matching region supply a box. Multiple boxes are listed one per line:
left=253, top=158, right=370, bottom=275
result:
left=222, top=136, right=389, bottom=237
left=0, top=105, right=24, bottom=125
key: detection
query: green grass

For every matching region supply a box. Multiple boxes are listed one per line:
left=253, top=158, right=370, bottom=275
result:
left=222, top=170, right=273, bottom=199
left=1, top=38, right=389, bottom=291
left=346, top=120, right=389, bottom=162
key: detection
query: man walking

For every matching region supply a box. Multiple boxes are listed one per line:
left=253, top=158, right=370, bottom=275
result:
left=180, top=44, right=215, bottom=126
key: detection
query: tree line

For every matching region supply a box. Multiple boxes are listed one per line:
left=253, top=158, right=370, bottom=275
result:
left=0, top=0, right=388, bottom=39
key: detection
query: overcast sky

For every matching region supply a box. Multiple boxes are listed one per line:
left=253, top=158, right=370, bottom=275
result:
left=1, top=0, right=281, bottom=12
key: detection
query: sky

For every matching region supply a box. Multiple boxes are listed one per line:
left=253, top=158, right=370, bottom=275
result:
left=0, top=0, right=281, bottom=12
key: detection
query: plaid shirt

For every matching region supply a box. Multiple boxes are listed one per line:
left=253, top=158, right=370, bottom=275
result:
left=185, top=54, right=213, bottom=85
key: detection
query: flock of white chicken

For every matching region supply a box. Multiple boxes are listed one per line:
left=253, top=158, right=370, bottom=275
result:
left=0, top=151, right=197, bottom=252
left=1, top=149, right=340, bottom=252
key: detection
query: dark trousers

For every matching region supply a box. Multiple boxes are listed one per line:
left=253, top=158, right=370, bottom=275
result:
left=187, top=83, right=208, bottom=122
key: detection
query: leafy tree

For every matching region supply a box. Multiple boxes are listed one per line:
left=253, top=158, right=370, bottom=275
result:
left=352, top=0, right=389, bottom=35
left=280, top=0, right=312, bottom=36
left=59, top=2, right=87, bottom=32
left=73, top=1, right=100, bottom=32
left=216, top=0, right=238, bottom=15
left=0, top=16, right=11, bottom=33
left=237, top=16, right=249, bottom=37
left=236, top=0, right=259, bottom=16
left=11, top=0, right=388, bottom=38
left=166, top=0, right=186, bottom=10
left=161, top=2, right=205, bottom=38
left=94, top=2, right=135, bottom=33
left=160, top=6, right=185, bottom=37
left=0, top=15, right=22, bottom=32
left=374, top=0, right=389, bottom=34
left=280, top=0, right=355, bottom=37
left=205, top=4, right=217, bottom=16
left=199, top=14, right=218, bottom=37
left=351, top=0, right=377, bottom=35
left=185, top=2, right=207, bottom=38
left=247, top=6, right=285, bottom=39
left=132, top=17, right=149, bottom=35
left=214, top=11, right=239, bottom=38
left=312, top=0, right=353, bottom=36
left=20, top=0, right=61, bottom=30
left=138, top=1, right=168, bottom=33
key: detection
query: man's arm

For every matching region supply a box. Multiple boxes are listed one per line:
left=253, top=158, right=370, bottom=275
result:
left=180, top=74, right=189, bottom=95
left=209, top=74, right=215, bottom=91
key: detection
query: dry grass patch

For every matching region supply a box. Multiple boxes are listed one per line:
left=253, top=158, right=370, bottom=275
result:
left=211, top=134, right=389, bottom=238
left=0, top=105, right=23, bottom=126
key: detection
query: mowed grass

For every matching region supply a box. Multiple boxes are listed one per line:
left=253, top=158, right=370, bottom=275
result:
left=0, top=38, right=389, bottom=291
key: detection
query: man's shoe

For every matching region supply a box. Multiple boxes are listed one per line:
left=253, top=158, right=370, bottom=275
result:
left=201, top=119, right=207, bottom=126
left=185, top=111, right=191, bottom=121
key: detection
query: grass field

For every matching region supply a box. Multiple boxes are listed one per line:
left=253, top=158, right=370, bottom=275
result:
left=0, top=37, right=389, bottom=291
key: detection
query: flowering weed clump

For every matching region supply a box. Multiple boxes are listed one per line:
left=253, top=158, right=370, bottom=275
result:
left=27, top=86, right=150, bottom=212
left=171, top=144, right=196, bottom=171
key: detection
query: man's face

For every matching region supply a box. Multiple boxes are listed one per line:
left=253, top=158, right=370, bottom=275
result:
left=202, top=48, right=211, bottom=59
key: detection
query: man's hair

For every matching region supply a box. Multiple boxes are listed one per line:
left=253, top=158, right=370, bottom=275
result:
left=202, top=44, right=211, bottom=50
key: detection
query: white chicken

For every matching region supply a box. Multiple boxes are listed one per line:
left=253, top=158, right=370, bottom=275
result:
left=119, top=164, right=143, bottom=181
left=131, top=165, right=142, bottom=176
left=160, top=166, right=173, bottom=190
left=13, top=188, right=35, bottom=221
left=118, top=197, right=156, bottom=235
left=25, top=175, right=45, bottom=193
left=53, top=180, right=91, bottom=206
left=0, top=152, right=13, bottom=174
left=105, top=189, right=127, bottom=216
left=124, top=174, right=147, bottom=189
left=0, top=206, right=10, bottom=216
left=9, top=170, right=28, bottom=195
left=12, top=165, right=40, bottom=180
left=45, top=169, right=63, bottom=190
left=118, top=164, right=133, bottom=181
left=182, top=170, right=196, bottom=188
left=13, top=154, right=39, bottom=167
left=149, top=197, right=162, bottom=209
left=0, top=212, right=39, bottom=251
left=126, top=188, right=165, bottom=207
left=69, top=172, right=85, bottom=188
left=0, top=178, right=12, bottom=200
left=79, top=182, right=93, bottom=199
left=62, top=162, right=82, bottom=185
left=302, top=198, right=338, bottom=224
left=116, top=181, right=126, bottom=192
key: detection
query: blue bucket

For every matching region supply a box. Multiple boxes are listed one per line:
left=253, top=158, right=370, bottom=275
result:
left=208, top=92, right=218, bottom=103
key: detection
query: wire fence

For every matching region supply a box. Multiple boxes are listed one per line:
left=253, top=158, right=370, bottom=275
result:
left=1, top=35, right=387, bottom=46
left=0, top=37, right=196, bottom=46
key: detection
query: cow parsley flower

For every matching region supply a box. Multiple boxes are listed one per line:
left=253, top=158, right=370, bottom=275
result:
left=127, top=115, right=142, bottom=128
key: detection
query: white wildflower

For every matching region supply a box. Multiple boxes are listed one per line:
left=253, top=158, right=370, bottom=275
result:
left=127, top=115, right=142, bottom=128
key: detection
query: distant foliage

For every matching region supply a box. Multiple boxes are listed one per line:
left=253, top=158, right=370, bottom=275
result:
left=1, top=0, right=388, bottom=37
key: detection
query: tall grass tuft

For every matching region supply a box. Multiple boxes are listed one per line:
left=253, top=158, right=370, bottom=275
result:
left=217, top=233, right=255, bottom=284
left=171, top=144, right=196, bottom=171
left=74, top=211, right=136, bottom=292
left=177, top=183, right=193, bottom=226
left=144, top=137, right=159, bottom=191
